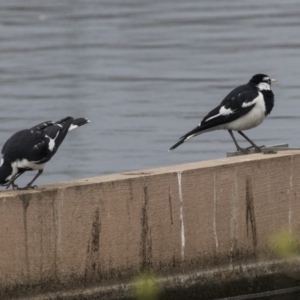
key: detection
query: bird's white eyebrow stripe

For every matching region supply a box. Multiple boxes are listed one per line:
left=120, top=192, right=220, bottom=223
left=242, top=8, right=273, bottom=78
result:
left=204, top=106, right=235, bottom=122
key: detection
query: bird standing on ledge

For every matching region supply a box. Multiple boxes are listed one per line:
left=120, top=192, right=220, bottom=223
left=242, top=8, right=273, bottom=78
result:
left=169, top=74, right=276, bottom=153
left=0, top=116, right=90, bottom=190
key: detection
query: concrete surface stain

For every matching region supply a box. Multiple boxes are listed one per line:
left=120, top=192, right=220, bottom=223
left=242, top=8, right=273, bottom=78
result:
left=246, top=178, right=257, bottom=249
left=230, top=173, right=238, bottom=260
left=44, top=189, right=59, bottom=277
left=85, top=208, right=101, bottom=280
left=91, top=208, right=101, bottom=252
left=168, top=187, right=174, bottom=225
left=213, top=172, right=219, bottom=252
left=57, top=190, right=64, bottom=256
left=177, top=171, right=185, bottom=260
left=126, top=180, right=133, bottom=220
left=20, top=194, right=31, bottom=279
left=140, top=179, right=150, bottom=270
left=36, top=195, right=44, bottom=280
left=288, top=156, right=293, bottom=234
left=51, top=196, right=59, bottom=277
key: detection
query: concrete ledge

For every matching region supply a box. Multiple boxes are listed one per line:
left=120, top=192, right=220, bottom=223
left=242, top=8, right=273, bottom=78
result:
left=1, top=151, right=300, bottom=299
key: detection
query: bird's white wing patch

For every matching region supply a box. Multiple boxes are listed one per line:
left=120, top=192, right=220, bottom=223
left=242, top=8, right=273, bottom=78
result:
left=0, top=157, right=3, bottom=167
left=184, top=133, right=197, bottom=141
left=220, top=106, right=235, bottom=115
left=242, top=101, right=254, bottom=108
left=46, top=131, right=60, bottom=151
left=205, top=106, right=235, bottom=122
left=242, top=93, right=262, bottom=108
left=68, top=124, right=78, bottom=131
left=204, top=114, right=221, bottom=123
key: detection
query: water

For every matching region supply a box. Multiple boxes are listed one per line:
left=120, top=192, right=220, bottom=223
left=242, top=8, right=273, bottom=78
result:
left=0, top=0, right=300, bottom=186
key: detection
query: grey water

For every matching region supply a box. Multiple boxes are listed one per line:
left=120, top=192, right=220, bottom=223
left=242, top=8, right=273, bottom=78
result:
left=1, top=0, right=300, bottom=186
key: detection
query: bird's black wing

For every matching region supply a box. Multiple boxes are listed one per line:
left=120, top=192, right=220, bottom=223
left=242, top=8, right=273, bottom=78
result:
left=37, top=117, right=74, bottom=163
left=2, top=129, right=50, bottom=162
left=30, top=121, right=55, bottom=130
left=42, top=117, right=73, bottom=140
left=200, top=85, right=258, bottom=129
left=1, top=121, right=52, bottom=156
left=70, top=118, right=90, bottom=129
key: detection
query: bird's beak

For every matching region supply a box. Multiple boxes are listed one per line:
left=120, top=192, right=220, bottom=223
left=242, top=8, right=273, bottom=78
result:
left=271, top=78, right=277, bottom=83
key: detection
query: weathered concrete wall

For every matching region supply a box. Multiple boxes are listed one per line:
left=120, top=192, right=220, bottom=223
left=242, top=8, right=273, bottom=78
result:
left=1, top=151, right=300, bottom=299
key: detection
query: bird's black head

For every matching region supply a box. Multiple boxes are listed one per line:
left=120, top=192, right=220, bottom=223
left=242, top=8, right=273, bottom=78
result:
left=249, top=74, right=277, bottom=87
left=0, top=158, right=13, bottom=186
left=0, top=165, right=10, bottom=185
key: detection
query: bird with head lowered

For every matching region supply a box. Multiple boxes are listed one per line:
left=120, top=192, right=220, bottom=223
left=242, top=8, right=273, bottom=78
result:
left=0, top=116, right=89, bottom=190
left=169, top=74, right=276, bottom=153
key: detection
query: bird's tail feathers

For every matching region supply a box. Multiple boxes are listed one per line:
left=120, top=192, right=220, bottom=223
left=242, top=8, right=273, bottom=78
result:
left=69, top=118, right=90, bottom=131
left=169, top=126, right=204, bottom=151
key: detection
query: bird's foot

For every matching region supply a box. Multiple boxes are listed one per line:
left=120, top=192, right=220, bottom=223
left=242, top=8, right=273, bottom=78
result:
left=4, top=182, right=18, bottom=190
left=245, top=145, right=266, bottom=153
left=16, top=185, right=38, bottom=190
left=4, top=183, right=11, bottom=189
left=28, top=185, right=38, bottom=189
left=237, top=147, right=250, bottom=154
left=12, top=183, right=19, bottom=190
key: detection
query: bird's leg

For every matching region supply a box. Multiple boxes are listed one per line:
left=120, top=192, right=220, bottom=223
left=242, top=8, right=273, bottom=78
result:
left=3, top=181, right=17, bottom=189
left=25, top=170, right=43, bottom=189
left=8, top=180, right=20, bottom=190
left=228, top=130, right=249, bottom=154
left=4, top=172, right=25, bottom=190
left=17, top=170, right=43, bottom=190
left=27, top=169, right=44, bottom=189
left=237, top=131, right=264, bottom=153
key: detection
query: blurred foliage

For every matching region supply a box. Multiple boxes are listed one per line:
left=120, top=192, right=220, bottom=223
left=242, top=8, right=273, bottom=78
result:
left=134, top=272, right=161, bottom=300
left=269, top=230, right=298, bottom=259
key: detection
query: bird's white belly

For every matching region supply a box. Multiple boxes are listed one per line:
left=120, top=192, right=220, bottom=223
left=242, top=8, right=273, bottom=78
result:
left=16, top=159, right=45, bottom=170
left=5, top=159, right=44, bottom=181
left=226, top=107, right=265, bottom=131
left=222, top=92, right=266, bottom=131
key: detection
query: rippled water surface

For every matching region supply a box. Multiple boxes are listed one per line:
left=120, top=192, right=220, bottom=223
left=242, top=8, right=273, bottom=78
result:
left=0, top=0, right=300, bottom=185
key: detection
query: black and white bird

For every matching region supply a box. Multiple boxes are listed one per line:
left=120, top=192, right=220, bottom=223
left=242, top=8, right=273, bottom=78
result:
left=0, top=116, right=89, bottom=190
left=169, top=74, right=276, bottom=153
